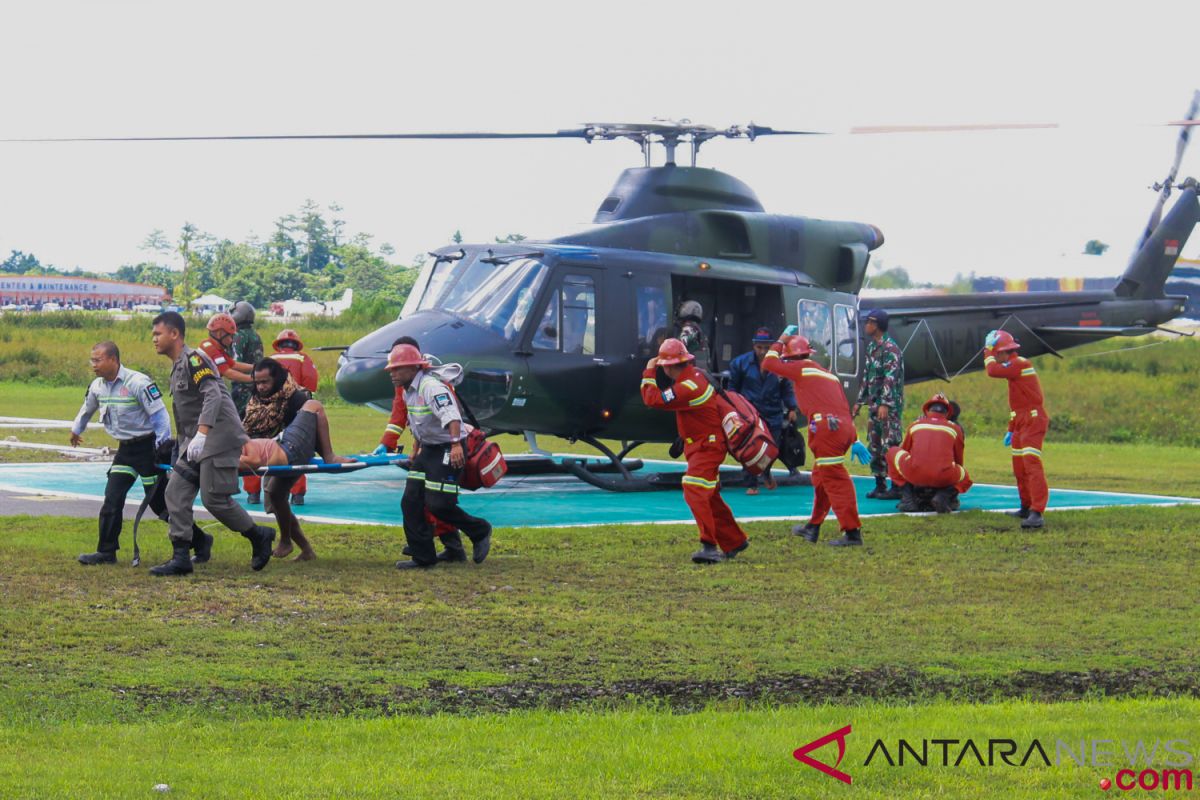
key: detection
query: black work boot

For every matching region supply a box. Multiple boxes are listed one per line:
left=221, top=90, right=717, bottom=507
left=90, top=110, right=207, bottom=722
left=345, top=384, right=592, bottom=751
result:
left=1021, top=511, right=1045, bottom=529
left=436, top=531, right=468, bottom=563
left=931, top=488, right=957, bottom=514
left=827, top=529, right=863, bottom=547
left=291, top=493, right=305, bottom=506
left=78, top=551, right=117, bottom=565
left=191, top=526, right=214, bottom=563
left=878, top=481, right=902, bottom=501
left=149, top=542, right=194, bottom=576
left=396, top=559, right=436, bottom=570
left=242, top=525, right=276, bottom=571
left=897, top=484, right=918, bottom=512
left=791, top=522, right=820, bottom=543
left=246, top=492, right=261, bottom=505
left=726, top=539, right=750, bottom=558
left=1005, top=506, right=1031, bottom=519
left=691, top=541, right=726, bottom=564
left=866, top=475, right=887, bottom=499
left=469, top=524, right=493, bottom=564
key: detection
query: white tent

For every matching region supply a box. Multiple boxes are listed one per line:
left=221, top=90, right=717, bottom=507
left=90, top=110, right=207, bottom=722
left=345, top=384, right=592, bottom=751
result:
left=190, top=294, right=232, bottom=314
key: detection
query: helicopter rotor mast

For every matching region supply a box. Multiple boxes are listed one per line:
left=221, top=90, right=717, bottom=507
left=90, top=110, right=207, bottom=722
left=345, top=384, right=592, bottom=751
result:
left=579, top=120, right=820, bottom=167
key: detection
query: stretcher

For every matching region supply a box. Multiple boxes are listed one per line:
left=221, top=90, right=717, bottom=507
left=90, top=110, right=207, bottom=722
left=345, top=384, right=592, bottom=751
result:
left=132, top=452, right=409, bottom=566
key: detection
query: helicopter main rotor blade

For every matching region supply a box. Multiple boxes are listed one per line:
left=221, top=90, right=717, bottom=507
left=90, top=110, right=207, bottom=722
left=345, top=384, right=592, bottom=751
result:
left=1133, top=89, right=1200, bottom=257
left=849, top=122, right=1060, bottom=134
left=2, top=129, right=595, bottom=143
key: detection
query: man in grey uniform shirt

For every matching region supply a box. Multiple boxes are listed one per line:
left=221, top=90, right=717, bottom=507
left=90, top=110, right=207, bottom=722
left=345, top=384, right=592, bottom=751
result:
left=69, top=339, right=207, bottom=564
left=149, top=311, right=275, bottom=576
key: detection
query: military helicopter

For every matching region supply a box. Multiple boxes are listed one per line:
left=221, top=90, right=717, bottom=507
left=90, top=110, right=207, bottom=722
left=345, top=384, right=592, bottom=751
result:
left=15, top=107, right=1198, bottom=490
left=328, top=110, right=1198, bottom=489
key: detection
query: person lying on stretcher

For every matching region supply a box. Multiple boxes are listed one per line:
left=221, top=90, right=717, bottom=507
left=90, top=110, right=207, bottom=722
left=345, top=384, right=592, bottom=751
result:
left=237, top=399, right=354, bottom=561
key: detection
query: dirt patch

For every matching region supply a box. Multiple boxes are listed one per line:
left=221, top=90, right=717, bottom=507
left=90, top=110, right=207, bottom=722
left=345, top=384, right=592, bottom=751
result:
left=114, top=666, right=1200, bottom=716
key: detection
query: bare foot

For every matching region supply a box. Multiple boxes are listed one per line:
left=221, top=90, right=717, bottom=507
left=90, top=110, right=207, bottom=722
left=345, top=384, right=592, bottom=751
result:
left=272, top=542, right=295, bottom=559
left=330, top=455, right=356, bottom=464
left=746, top=487, right=759, bottom=496
left=292, top=550, right=317, bottom=562
left=764, top=474, right=778, bottom=490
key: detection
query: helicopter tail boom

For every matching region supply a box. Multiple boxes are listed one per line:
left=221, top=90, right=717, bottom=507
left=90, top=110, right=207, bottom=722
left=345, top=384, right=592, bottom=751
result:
left=1115, top=184, right=1200, bottom=299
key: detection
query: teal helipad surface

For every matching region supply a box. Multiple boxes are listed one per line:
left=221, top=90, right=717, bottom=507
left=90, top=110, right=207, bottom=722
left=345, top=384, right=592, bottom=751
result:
left=2, top=458, right=1196, bottom=528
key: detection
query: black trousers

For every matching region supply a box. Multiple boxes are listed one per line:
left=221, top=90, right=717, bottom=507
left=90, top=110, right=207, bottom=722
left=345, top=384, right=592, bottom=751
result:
left=401, top=442, right=490, bottom=565
left=98, top=436, right=166, bottom=554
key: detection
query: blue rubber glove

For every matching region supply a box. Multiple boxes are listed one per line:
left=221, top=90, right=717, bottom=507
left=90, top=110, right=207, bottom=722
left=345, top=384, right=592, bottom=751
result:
left=985, top=330, right=1001, bottom=349
left=1003, top=431, right=1012, bottom=447
left=781, top=324, right=799, bottom=337
left=851, top=441, right=870, bottom=465
left=372, top=444, right=389, bottom=456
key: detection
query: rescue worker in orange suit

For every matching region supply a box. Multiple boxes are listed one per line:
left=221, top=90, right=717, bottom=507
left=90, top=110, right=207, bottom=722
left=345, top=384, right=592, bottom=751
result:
left=888, top=392, right=973, bottom=514
left=641, top=338, right=749, bottom=564
left=984, top=330, right=1049, bottom=529
left=761, top=329, right=871, bottom=547
left=198, top=313, right=256, bottom=388
left=373, top=336, right=465, bottom=562
left=247, top=328, right=319, bottom=506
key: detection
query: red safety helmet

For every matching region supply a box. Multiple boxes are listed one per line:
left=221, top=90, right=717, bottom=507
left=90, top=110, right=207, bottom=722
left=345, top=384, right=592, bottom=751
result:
left=923, top=392, right=951, bottom=416
left=385, top=343, right=429, bottom=370
left=656, top=337, right=695, bottom=366
left=987, top=330, right=1020, bottom=352
left=206, top=312, right=237, bottom=338
left=781, top=335, right=812, bottom=359
left=273, top=328, right=304, bottom=351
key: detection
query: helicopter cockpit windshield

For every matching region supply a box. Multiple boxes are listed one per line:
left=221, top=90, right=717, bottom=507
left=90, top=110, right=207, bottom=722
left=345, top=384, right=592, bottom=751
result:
left=444, top=257, right=548, bottom=341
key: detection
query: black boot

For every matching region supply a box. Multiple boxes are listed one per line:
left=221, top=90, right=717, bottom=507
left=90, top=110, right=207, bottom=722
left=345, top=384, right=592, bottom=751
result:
left=191, top=526, right=214, bottom=563
left=436, top=531, right=468, bottom=563
left=242, top=525, right=276, bottom=571
left=726, top=539, right=750, bottom=558
left=149, top=542, right=194, bottom=576
left=291, top=493, right=305, bottom=506
left=897, top=484, right=918, bottom=512
left=78, top=551, right=117, bottom=565
left=470, top=524, right=493, bottom=564
left=1021, top=511, right=1045, bottom=529
left=791, top=522, right=820, bottom=543
left=246, top=492, right=261, bottom=505
left=827, top=529, right=863, bottom=547
left=691, top=541, right=726, bottom=564
left=877, top=481, right=902, bottom=501
left=1005, top=506, right=1031, bottom=519
left=931, top=488, right=957, bottom=514
left=866, top=475, right=887, bottom=499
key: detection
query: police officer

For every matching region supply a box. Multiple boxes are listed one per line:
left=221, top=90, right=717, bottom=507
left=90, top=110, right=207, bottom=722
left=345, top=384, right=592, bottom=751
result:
left=642, top=338, right=749, bottom=563
left=69, top=340, right=203, bottom=564
left=853, top=308, right=905, bottom=500
left=385, top=343, right=492, bottom=569
left=229, top=300, right=263, bottom=417
left=148, top=311, right=275, bottom=576
left=728, top=326, right=799, bottom=494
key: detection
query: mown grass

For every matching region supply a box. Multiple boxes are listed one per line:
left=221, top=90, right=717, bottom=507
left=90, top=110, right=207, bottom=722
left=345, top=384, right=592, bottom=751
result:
left=1, top=699, right=1194, bottom=799
left=2, top=505, right=1197, bottom=728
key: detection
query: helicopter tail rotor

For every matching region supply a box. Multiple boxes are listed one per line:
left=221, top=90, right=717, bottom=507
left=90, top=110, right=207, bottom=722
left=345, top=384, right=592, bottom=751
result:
left=1132, top=89, right=1200, bottom=258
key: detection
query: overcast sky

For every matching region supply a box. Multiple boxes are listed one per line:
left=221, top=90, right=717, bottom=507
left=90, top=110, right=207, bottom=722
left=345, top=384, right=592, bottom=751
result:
left=2, top=1, right=1199, bottom=284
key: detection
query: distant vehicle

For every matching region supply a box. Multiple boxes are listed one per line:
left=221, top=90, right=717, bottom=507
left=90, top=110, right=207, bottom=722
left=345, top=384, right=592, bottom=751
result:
left=132, top=303, right=163, bottom=313
left=41, top=302, right=63, bottom=312
left=274, top=288, right=353, bottom=318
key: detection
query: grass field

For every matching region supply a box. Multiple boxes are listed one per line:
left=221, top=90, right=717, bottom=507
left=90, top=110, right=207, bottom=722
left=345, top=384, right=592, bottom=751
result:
left=3, top=317, right=1199, bottom=798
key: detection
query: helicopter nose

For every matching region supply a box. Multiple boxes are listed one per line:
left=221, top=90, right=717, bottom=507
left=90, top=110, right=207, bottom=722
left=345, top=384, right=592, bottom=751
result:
left=335, top=351, right=390, bottom=405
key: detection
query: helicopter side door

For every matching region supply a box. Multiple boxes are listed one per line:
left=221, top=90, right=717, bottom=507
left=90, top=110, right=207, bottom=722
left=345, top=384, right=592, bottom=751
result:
left=793, top=293, right=860, bottom=399
left=517, top=265, right=608, bottom=437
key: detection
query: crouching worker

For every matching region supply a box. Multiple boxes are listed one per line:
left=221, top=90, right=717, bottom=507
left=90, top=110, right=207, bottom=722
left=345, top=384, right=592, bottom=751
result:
left=238, top=398, right=354, bottom=560
left=384, top=344, right=492, bottom=569
left=641, top=338, right=749, bottom=564
left=888, top=393, right=972, bottom=514
left=242, top=359, right=314, bottom=559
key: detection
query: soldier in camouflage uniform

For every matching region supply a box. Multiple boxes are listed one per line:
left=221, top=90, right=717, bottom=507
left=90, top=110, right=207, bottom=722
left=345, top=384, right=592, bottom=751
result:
left=230, top=301, right=263, bottom=418
left=853, top=308, right=905, bottom=499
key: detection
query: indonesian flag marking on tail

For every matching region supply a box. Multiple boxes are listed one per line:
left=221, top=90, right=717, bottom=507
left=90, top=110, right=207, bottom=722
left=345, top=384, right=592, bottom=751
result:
left=1166, top=240, right=1180, bottom=256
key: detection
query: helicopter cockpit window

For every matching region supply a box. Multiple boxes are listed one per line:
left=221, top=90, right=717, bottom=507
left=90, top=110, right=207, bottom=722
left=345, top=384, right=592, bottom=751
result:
left=436, top=254, right=493, bottom=311
left=834, top=304, right=857, bottom=375
left=447, top=258, right=548, bottom=341
left=636, top=284, right=669, bottom=355
left=416, top=259, right=457, bottom=312
left=532, top=274, right=596, bottom=355
left=797, top=299, right=832, bottom=367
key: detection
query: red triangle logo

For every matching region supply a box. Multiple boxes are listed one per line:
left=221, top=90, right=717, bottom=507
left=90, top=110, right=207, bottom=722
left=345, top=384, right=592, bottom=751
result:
left=793, top=725, right=853, bottom=785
